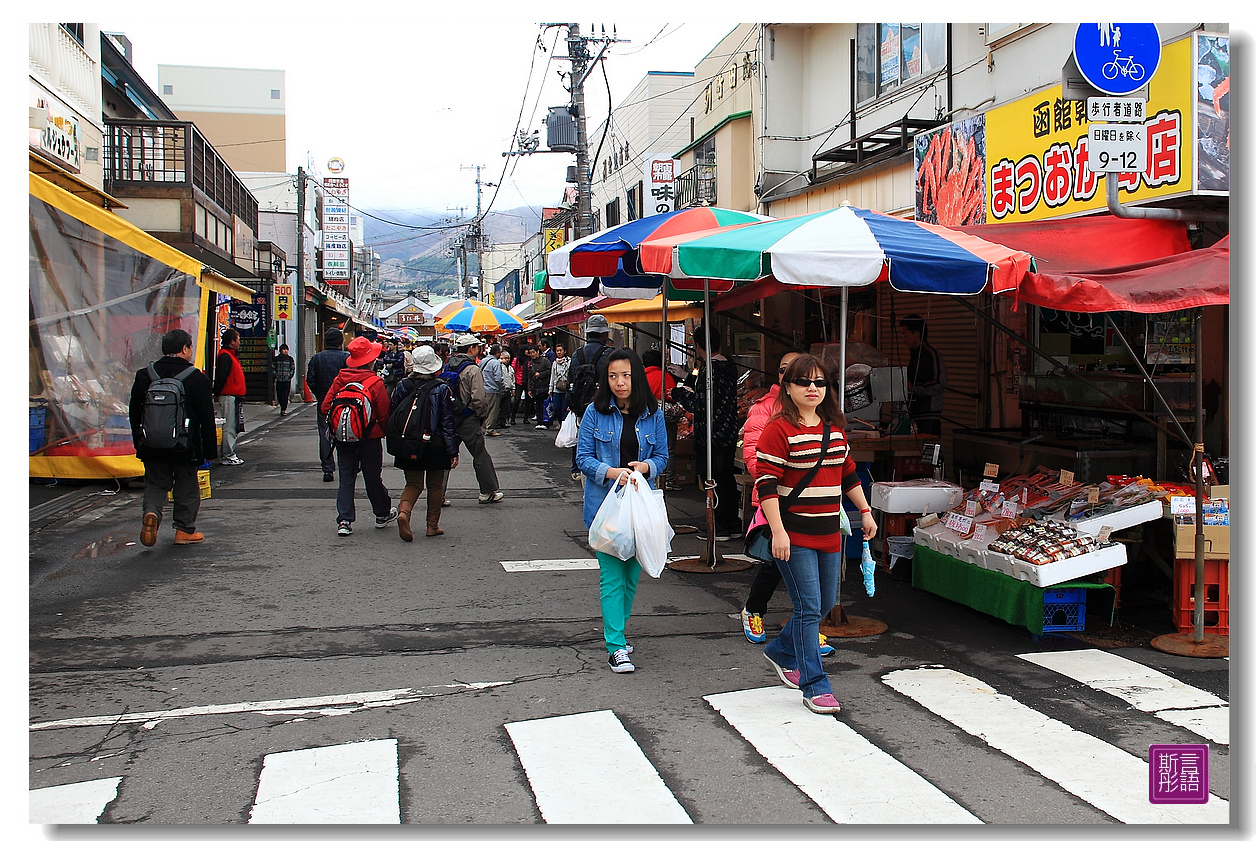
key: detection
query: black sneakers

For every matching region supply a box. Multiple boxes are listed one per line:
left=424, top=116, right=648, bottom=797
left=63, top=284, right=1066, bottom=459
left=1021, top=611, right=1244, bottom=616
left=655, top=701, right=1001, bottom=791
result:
left=608, top=648, right=635, bottom=673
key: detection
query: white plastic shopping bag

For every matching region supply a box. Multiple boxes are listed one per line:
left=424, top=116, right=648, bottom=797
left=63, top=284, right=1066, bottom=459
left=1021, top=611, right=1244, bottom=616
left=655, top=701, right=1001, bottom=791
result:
left=554, top=411, right=578, bottom=448
left=625, top=470, right=674, bottom=578
left=588, top=479, right=636, bottom=560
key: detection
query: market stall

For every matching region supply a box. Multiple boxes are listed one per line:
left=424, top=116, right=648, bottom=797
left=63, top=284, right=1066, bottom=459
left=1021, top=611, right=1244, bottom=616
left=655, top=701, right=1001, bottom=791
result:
left=29, top=171, right=251, bottom=481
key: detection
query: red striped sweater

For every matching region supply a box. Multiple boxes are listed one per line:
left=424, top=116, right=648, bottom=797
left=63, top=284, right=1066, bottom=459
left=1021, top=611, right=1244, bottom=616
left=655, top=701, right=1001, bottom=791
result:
left=753, top=418, right=859, bottom=551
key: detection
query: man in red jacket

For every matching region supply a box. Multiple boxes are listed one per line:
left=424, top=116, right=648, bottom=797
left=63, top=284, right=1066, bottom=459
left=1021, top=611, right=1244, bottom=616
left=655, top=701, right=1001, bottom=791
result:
left=212, top=328, right=247, bottom=465
left=321, top=336, right=396, bottom=536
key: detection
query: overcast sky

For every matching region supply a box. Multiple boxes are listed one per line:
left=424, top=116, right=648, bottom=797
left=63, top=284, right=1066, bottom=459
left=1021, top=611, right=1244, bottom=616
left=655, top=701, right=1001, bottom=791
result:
left=103, top=9, right=743, bottom=224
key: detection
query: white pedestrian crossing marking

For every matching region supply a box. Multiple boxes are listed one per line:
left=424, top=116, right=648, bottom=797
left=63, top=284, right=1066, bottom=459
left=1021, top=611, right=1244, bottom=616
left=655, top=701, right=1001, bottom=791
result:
left=505, top=709, right=691, bottom=824
left=500, top=558, right=599, bottom=571
left=29, top=777, right=122, bottom=824
left=883, top=667, right=1229, bottom=824
left=705, top=686, right=981, bottom=824
left=248, top=739, right=399, bottom=823
left=1018, top=649, right=1229, bottom=744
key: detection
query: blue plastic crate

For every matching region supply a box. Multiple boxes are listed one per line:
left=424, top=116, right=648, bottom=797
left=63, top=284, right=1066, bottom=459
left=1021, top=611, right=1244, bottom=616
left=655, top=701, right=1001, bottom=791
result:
left=1042, top=587, right=1087, bottom=632
left=29, top=406, right=46, bottom=454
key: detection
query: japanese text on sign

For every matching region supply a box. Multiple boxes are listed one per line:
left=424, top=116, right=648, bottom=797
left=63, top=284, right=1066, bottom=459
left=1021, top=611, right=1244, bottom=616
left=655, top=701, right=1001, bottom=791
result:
left=944, top=512, right=974, bottom=534
left=1088, top=97, right=1147, bottom=122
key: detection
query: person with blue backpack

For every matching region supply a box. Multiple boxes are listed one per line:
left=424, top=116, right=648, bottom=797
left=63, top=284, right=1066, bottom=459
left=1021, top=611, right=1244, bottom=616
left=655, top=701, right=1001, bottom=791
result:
left=129, top=329, right=218, bottom=547
left=321, top=336, right=396, bottom=536
left=389, top=345, right=459, bottom=540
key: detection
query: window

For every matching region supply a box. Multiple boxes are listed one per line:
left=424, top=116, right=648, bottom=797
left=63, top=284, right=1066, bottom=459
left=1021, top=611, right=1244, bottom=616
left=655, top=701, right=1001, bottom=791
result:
left=696, top=136, right=716, bottom=166
left=59, top=24, right=84, bottom=44
left=626, top=181, right=643, bottom=221
left=271, top=89, right=281, bottom=100
left=605, top=197, right=621, bottom=228
left=857, top=23, right=947, bottom=104
left=163, top=85, right=173, bottom=95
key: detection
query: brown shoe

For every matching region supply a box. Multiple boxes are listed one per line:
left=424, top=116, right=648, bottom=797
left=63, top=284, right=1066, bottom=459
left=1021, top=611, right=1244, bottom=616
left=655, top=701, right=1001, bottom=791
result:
left=426, top=526, right=444, bottom=537
left=140, top=512, right=159, bottom=547
left=398, top=511, right=413, bottom=542
left=173, top=529, right=204, bottom=545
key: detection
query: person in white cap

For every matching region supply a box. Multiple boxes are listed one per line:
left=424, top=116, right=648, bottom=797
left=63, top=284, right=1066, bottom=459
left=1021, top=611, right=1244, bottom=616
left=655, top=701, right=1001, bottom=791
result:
left=388, top=345, right=460, bottom=539
left=445, top=334, right=503, bottom=503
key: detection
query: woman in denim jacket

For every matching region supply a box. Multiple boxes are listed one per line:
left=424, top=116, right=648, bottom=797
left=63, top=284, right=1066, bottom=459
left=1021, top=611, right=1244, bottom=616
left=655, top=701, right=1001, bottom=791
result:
left=576, top=347, right=669, bottom=674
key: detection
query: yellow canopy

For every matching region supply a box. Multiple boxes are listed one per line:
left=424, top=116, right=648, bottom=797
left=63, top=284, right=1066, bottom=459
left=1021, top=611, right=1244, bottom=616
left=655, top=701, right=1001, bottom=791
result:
left=200, top=271, right=256, bottom=303
left=592, top=294, right=704, bottom=324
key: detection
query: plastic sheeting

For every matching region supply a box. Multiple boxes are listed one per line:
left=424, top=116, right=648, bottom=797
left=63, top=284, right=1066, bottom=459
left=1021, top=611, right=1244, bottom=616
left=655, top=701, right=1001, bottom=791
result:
left=30, top=189, right=202, bottom=479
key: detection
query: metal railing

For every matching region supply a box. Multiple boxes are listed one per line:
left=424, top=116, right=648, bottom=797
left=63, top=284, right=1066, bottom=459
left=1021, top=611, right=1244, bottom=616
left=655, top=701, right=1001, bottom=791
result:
left=103, top=119, right=258, bottom=232
left=675, top=163, right=717, bottom=208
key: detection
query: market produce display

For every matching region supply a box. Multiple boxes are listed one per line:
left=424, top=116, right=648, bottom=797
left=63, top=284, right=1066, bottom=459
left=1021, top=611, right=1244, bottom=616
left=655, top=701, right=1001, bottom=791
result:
left=988, top=521, right=1098, bottom=565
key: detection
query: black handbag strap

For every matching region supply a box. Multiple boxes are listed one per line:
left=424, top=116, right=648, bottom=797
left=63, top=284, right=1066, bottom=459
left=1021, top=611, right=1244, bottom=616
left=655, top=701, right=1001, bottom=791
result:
left=777, top=423, right=830, bottom=514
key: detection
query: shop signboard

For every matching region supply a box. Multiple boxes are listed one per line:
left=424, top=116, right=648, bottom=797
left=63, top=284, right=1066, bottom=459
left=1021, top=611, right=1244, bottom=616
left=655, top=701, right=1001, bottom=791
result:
left=914, top=34, right=1197, bottom=224
left=29, top=84, right=81, bottom=172
left=322, top=177, right=350, bottom=284
left=274, top=284, right=293, bottom=320
left=644, top=155, right=680, bottom=216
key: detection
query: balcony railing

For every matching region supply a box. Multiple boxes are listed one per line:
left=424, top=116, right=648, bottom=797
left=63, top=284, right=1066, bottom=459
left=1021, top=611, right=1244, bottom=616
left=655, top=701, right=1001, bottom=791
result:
left=675, top=163, right=716, bottom=209
left=103, top=119, right=258, bottom=233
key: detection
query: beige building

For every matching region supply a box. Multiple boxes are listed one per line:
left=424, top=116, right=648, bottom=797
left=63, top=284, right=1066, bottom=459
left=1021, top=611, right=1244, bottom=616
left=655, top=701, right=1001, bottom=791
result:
left=157, top=65, right=286, bottom=172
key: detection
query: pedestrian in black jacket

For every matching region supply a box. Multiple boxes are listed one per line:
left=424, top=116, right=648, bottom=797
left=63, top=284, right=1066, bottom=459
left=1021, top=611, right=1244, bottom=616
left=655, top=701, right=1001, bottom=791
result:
left=306, top=327, right=350, bottom=481
left=129, top=329, right=218, bottom=547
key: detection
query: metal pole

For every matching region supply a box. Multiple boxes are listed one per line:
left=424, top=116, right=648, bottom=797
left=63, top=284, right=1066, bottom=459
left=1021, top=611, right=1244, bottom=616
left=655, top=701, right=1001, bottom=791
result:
left=839, top=286, right=849, bottom=399
left=1193, top=309, right=1205, bottom=643
left=703, top=279, right=714, bottom=482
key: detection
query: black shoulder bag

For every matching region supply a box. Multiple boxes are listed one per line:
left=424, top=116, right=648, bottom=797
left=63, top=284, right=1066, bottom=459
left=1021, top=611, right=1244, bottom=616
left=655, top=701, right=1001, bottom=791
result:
left=744, top=423, right=831, bottom=563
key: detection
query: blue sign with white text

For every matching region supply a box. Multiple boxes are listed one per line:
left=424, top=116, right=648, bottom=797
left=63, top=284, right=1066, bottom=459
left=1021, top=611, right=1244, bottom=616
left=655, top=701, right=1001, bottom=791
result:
left=1074, top=23, right=1161, bottom=96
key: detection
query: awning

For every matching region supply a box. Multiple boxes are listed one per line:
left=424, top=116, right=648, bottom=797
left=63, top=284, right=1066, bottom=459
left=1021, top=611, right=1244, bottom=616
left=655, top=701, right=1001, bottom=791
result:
left=1014, top=236, right=1229, bottom=313
left=948, top=215, right=1192, bottom=273
left=30, top=152, right=128, bottom=210
left=594, top=294, right=704, bottom=324
left=534, top=270, right=547, bottom=292
left=510, top=299, right=536, bottom=320
left=539, top=294, right=620, bottom=329
left=200, top=271, right=255, bottom=303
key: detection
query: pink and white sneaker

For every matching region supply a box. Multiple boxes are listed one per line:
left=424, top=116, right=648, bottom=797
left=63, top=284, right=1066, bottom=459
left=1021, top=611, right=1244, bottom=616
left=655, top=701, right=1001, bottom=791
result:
left=803, top=693, right=842, bottom=714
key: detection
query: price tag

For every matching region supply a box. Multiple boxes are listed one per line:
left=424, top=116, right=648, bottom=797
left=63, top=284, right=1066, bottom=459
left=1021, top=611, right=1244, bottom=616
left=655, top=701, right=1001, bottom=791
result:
left=1097, top=525, right=1113, bottom=543
left=964, top=500, right=980, bottom=517
left=1170, top=495, right=1197, bottom=515
left=1087, top=486, right=1101, bottom=505
left=984, top=462, right=1000, bottom=478
left=1021, top=488, right=1029, bottom=504
left=1001, top=500, right=1018, bottom=518
left=1059, top=469, right=1075, bottom=485
left=980, top=480, right=1000, bottom=493
left=944, top=512, right=974, bottom=533
left=916, top=513, right=940, bottom=528
left=973, top=524, right=988, bottom=542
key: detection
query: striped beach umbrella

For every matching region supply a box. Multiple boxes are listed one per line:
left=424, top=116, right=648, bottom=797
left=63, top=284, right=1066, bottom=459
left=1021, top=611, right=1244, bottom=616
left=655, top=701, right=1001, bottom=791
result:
left=436, top=303, right=527, bottom=334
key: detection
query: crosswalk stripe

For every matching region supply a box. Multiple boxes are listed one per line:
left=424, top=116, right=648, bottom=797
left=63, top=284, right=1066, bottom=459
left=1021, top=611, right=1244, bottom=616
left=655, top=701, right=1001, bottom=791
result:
left=505, top=709, right=691, bottom=824
left=29, top=777, right=122, bottom=824
left=705, top=686, right=981, bottom=824
left=500, top=558, right=599, bottom=571
left=1018, top=649, right=1229, bottom=744
left=883, top=667, right=1229, bottom=824
left=248, top=739, right=399, bottom=823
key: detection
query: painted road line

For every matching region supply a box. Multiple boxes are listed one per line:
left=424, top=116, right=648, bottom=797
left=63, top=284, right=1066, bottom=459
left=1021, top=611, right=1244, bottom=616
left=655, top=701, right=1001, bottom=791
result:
left=882, top=667, right=1229, bottom=824
left=505, top=709, right=691, bottom=824
left=29, top=777, right=122, bottom=824
left=500, top=558, right=599, bottom=572
left=706, top=686, right=980, bottom=824
left=30, top=683, right=510, bottom=731
left=248, top=739, right=399, bottom=823
left=1018, top=649, right=1229, bottom=744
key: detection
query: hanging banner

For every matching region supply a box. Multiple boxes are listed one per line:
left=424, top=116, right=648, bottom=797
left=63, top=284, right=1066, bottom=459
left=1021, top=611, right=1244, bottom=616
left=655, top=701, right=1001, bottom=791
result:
left=322, top=177, right=350, bottom=284
left=644, top=155, right=680, bottom=216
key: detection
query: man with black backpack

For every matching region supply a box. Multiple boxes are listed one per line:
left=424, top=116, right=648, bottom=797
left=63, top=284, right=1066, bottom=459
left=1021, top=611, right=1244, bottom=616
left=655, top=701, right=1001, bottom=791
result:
left=129, top=329, right=218, bottom=547
left=443, top=334, right=503, bottom=504
left=321, top=336, right=396, bottom=536
left=566, top=314, right=614, bottom=481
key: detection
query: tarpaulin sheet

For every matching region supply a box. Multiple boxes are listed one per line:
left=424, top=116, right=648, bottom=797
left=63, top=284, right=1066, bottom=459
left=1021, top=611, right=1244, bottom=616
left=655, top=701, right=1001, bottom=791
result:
left=948, top=215, right=1192, bottom=273
left=1015, top=236, right=1229, bottom=314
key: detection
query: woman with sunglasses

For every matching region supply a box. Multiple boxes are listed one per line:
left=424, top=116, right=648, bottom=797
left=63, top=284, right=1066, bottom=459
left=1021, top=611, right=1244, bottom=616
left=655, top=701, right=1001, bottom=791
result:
left=754, top=354, right=876, bottom=713
left=576, top=348, right=669, bottom=674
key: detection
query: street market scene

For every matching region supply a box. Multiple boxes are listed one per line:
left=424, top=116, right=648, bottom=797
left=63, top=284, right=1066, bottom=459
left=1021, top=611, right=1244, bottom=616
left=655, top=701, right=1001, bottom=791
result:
left=28, top=19, right=1233, bottom=827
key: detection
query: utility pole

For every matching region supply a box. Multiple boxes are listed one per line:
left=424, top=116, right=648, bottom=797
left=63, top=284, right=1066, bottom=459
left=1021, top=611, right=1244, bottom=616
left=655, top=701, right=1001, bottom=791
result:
left=294, top=166, right=307, bottom=396
left=460, top=164, right=488, bottom=300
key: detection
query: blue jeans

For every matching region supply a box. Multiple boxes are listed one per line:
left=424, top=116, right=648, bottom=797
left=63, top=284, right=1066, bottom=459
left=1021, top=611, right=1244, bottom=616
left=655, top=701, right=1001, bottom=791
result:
left=764, top=545, right=840, bottom=698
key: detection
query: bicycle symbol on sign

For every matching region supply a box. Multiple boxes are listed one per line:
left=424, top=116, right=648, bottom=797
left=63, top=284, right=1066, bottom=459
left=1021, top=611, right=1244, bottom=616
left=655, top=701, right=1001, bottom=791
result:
left=1102, top=51, right=1145, bottom=82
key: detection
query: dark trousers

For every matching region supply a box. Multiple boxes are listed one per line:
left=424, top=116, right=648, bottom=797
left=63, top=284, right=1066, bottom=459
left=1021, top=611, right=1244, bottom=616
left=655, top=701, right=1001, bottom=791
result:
left=276, top=380, right=291, bottom=413
left=698, top=442, right=740, bottom=530
left=511, top=388, right=524, bottom=423
left=316, top=407, right=336, bottom=473
left=745, top=561, right=783, bottom=616
left=334, top=439, right=392, bottom=524
left=456, top=414, right=499, bottom=494
left=143, top=460, right=201, bottom=533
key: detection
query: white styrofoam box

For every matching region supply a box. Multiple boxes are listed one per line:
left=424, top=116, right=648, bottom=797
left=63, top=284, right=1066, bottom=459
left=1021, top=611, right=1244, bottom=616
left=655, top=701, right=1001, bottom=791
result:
left=1057, top=499, right=1163, bottom=537
left=871, top=481, right=964, bottom=514
left=936, top=532, right=963, bottom=558
left=985, top=551, right=1017, bottom=577
left=913, top=522, right=946, bottom=551
left=956, top=539, right=987, bottom=567
left=1010, top=542, right=1127, bottom=588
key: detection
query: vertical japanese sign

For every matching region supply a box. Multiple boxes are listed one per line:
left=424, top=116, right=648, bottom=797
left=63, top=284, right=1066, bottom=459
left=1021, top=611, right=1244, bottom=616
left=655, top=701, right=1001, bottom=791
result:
left=322, top=177, right=350, bottom=284
left=644, top=155, right=679, bottom=216
left=273, top=284, right=292, bottom=320
left=975, top=35, right=1193, bottom=223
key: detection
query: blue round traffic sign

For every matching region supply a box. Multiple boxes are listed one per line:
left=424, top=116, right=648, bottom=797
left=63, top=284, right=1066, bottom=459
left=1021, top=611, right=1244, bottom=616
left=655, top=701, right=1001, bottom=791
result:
left=1074, top=23, right=1161, bottom=96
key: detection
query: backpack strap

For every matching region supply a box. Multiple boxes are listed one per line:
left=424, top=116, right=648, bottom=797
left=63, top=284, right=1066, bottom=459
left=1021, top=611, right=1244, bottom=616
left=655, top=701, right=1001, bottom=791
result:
left=149, top=363, right=195, bottom=382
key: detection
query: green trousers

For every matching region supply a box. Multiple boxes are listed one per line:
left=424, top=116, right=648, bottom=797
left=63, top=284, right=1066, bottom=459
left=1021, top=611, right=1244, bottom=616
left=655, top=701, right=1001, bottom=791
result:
left=596, top=551, right=641, bottom=655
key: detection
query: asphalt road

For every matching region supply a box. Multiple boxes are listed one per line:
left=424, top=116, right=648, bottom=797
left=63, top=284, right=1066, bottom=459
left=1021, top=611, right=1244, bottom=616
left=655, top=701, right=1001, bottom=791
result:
left=28, top=403, right=1232, bottom=826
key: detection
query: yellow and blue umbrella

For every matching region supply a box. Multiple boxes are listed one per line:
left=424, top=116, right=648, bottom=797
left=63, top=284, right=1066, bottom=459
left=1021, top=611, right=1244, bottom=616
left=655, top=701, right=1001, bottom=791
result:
left=436, top=303, right=526, bottom=334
